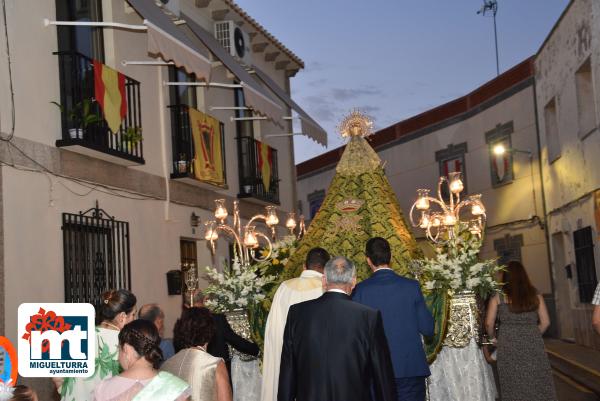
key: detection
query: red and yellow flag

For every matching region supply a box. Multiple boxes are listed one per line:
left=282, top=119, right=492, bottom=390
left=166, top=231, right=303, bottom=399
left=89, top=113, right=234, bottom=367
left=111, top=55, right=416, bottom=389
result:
left=257, top=140, right=272, bottom=192
left=189, top=107, right=225, bottom=186
left=93, top=60, right=127, bottom=133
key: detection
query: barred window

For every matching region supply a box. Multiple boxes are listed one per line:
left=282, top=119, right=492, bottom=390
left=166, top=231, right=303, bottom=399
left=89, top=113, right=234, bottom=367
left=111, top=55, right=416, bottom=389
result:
left=62, top=204, right=131, bottom=306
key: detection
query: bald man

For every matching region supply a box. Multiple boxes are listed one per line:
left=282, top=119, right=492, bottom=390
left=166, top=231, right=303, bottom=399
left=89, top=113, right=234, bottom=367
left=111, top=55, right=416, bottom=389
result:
left=139, top=303, right=175, bottom=361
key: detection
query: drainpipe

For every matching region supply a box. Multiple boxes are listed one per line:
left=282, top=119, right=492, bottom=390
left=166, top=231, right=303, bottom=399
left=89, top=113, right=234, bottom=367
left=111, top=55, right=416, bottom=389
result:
left=158, top=66, right=171, bottom=221
left=533, top=73, right=557, bottom=332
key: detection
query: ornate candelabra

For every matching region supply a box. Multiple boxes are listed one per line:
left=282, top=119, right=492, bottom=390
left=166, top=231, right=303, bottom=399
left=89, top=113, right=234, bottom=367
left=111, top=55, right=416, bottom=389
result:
left=184, top=267, right=198, bottom=307
left=204, top=199, right=305, bottom=266
left=409, top=172, right=486, bottom=243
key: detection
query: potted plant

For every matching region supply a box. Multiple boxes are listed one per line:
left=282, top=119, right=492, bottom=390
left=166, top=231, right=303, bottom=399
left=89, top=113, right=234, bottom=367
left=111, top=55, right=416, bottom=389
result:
left=51, top=98, right=102, bottom=139
left=121, top=126, right=143, bottom=152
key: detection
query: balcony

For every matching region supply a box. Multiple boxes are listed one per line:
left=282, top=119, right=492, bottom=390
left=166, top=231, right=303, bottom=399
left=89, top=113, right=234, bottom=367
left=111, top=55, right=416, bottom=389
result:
left=169, top=104, right=227, bottom=189
left=237, top=136, right=279, bottom=205
left=54, top=52, right=144, bottom=166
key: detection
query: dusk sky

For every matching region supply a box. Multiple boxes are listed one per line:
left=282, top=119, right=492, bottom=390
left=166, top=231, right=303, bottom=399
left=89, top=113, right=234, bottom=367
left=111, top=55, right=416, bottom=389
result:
left=235, top=0, right=570, bottom=163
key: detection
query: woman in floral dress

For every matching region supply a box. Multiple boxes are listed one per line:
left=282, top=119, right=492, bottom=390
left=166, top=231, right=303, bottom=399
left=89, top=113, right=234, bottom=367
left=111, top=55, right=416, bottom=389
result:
left=56, top=289, right=137, bottom=401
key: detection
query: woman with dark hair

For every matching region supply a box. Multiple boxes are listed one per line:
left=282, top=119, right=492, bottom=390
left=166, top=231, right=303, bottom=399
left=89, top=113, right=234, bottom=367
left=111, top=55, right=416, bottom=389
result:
left=485, top=261, right=557, bottom=401
left=57, top=289, right=137, bottom=401
left=94, top=319, right=190, bottom=401
left=162, top=307, right=232, bottom=401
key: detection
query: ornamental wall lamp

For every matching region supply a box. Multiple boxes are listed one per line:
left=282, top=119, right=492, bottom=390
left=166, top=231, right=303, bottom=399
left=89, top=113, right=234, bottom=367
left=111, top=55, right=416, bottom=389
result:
left=204, top=199, right=305, bottom=266
left=492, top=143, right=532, bottom=158
left=409, top=172, right=486, bottom=243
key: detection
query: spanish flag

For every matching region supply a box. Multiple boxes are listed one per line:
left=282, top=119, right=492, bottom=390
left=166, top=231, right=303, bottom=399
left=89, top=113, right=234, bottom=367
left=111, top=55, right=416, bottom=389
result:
left=257, top=140, right=273, bottom=192
left=93, top=60, right=127, bottom=134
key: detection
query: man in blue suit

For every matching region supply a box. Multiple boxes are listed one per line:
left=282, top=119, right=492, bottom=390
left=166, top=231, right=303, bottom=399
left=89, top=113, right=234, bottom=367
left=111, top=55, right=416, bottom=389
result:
left=353, top=237, right=434, bottom=401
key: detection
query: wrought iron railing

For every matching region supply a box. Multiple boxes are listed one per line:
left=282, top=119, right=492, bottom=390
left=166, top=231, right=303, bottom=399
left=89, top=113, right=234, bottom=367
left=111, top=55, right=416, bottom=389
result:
left=237, top=136, right=279, bottom=204
left=62, top=203, right=131, bottom=306
left=54, top=51, right=144, bottom=163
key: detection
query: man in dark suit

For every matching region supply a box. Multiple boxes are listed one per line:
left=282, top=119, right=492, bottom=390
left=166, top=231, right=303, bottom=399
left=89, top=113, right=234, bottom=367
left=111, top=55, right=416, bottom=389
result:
left=353, top=237, right=434, bottom=401
left=278, top=256, right=396, bottom=401
left=184, top=290, right=259, bottom=376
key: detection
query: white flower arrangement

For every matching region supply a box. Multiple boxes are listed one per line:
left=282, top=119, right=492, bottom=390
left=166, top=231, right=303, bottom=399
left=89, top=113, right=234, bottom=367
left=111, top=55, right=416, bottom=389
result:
left=418, top=225, right=502, bottom=298
left=203, top=258, right=276, bottom=313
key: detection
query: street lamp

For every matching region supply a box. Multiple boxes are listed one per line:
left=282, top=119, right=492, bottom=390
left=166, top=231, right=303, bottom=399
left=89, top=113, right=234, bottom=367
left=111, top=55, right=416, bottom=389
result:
left=492, top=143, right=532, bottom=158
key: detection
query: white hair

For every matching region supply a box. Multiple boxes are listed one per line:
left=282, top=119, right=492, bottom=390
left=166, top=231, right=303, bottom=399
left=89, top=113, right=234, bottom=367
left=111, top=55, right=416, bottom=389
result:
left=324, top=256, right=356, bottom=285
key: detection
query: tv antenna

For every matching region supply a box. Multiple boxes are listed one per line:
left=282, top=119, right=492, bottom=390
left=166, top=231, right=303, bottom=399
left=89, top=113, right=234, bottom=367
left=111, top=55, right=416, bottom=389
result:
left=477, top=0, right=499, bottom=76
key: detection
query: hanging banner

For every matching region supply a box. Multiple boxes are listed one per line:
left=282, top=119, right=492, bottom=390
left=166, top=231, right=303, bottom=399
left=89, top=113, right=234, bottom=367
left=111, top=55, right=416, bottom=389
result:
left=188, top=107, right=225, bottom=186
left=93, top=60, right=127, bottom=134
left=257, top=140, right=273, bottom=192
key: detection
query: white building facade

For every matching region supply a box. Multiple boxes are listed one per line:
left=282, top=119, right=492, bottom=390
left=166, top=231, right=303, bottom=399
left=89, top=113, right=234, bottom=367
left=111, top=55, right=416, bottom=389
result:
left=535, top=0, right=600, bottom=350
left=0, top=1, right=326, bottom=395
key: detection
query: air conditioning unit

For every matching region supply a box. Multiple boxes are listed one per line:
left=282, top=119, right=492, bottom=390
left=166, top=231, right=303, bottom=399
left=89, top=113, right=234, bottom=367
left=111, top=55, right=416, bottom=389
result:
left=156, top=0, right=180, bottom=18
left=214, top=21, right=252, bottom=66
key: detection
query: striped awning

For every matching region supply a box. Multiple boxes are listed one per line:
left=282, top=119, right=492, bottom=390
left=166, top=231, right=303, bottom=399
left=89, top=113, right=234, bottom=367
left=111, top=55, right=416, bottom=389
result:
left=252, top=66, right=327, bottom=146
left=127, top=0, right=212, bottom=81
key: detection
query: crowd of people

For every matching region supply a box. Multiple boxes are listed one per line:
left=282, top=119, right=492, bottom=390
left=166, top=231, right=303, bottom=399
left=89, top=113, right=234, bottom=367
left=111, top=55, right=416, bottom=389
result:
left=42, top=286, right=256, bottom=401
left=262, top=238, right=559, bottom=401
left=12, top=236, right=599, bottom=401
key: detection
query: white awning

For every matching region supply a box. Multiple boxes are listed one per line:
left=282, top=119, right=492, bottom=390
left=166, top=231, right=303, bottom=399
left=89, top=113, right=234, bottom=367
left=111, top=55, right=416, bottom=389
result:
left=252, top=66, right=327, bottom=146
left=128, top=0, right=212, bottom=81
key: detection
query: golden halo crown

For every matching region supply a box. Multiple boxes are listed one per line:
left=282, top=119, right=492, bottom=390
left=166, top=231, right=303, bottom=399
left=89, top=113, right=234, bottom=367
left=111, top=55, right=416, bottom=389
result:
left=338, top=109, right=374, bottom=139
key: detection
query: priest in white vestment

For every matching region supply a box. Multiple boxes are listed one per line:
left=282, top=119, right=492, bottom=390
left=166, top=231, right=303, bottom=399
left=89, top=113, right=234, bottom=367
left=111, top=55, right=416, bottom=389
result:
left=260, top=247, right=331, bottom=401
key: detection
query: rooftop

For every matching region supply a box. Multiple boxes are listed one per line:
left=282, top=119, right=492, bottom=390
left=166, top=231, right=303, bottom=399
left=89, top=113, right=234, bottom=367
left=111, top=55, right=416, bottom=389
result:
left=194, top=0, right=304, bottom=74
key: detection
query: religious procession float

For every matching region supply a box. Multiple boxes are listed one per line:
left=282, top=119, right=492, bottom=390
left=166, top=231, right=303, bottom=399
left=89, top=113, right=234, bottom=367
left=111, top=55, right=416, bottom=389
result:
left=189, top=110, right=503, bottom=401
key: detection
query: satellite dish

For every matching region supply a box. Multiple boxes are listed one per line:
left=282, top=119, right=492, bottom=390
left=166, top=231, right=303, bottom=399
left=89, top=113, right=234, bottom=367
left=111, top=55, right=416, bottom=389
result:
left=234, top=26, right=246, bottom=58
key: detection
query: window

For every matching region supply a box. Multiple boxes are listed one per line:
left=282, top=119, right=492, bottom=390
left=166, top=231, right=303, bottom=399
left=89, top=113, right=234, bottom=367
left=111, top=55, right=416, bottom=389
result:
left=234, top=87, right=255, bottom=138
left=544, top=98, right=561, bottom=163
left=56, top=0, right=104, bottom=60
left=234, top=87, right=279, bottom=203
left=307, top=190, right=326, bottom=220
left=493, top=234, right=523, bottom=266
left=169, top=67, right=197, bottom=109
left=62, top=205, right=131, bottom=306
left=435, top=143, right=468, bottom=198
left=180, top=239, right=197, bottom=271
left=485, top=122, right=514, bottom=187
left=573, top=226, right=598, bottom=303
left=54, top=1, right=143, bottom=163
left=575, top=58, right=597, bottom=139
left=169, top=69, right=226, bottom=186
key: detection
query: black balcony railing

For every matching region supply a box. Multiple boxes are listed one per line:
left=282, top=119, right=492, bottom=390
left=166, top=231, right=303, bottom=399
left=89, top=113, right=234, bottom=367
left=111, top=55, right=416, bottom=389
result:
left=237, top=136, right=279, bottom=204
left=54, top=51, right=144, bottom=165
left=168, top=104, right=227, bottom=186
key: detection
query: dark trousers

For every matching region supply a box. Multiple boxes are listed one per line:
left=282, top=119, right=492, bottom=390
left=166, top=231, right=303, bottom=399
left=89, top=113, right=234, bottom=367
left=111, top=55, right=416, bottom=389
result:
left=395, top=377, right=426, bottom=401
